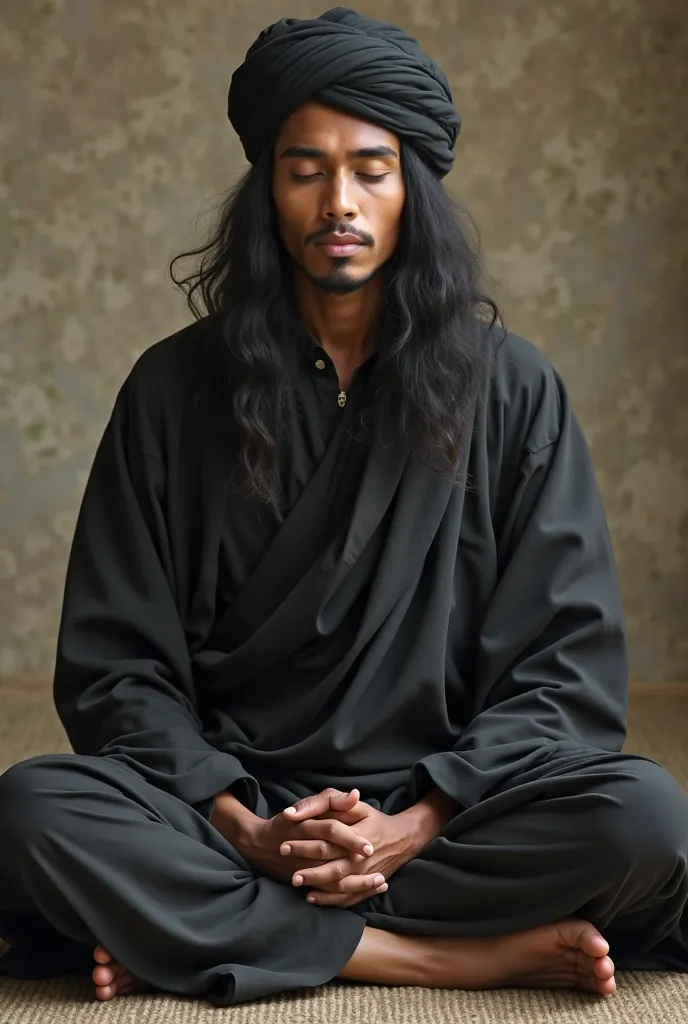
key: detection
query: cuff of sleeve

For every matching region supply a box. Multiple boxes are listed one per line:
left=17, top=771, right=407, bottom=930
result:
left=192, top=752, right=260, bottom=819
left=412, top=740, right=558, bottom=810
left=411, top=752, right=482, bottom=809
left=104, top=750, right=260, bottom=816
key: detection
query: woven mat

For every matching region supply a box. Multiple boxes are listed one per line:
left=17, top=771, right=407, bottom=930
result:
left=1, top=689, right=686, bottom=1023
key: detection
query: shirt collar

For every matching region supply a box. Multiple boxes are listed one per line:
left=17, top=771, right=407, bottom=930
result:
left=298, top=330, right=379, bottom=373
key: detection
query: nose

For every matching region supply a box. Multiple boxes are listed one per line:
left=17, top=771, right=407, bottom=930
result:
left=321, top=169, right=358, bottom=221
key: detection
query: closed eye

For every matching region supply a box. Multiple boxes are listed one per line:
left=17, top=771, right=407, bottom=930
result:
left=291, top=172, right=390, bottom=183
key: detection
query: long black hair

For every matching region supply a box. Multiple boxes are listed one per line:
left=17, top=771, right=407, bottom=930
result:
left=170, top=141, right=502, bottom=501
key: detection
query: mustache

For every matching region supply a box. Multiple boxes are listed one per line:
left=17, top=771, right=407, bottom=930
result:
left=306, top=223, right=374, bottom=246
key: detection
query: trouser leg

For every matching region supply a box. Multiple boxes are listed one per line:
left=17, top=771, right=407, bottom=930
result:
left=0, top=754, right=365, bottom=1004
left=362, top=752, right=688, bottom=971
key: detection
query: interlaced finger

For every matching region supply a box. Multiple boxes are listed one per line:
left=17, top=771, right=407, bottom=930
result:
left=306, top=880, right=389, bottom=907
left=293, top=853, right=380, bottom=889
left=281, top=839, right=365, bottom=862
left=299, top=817, right=373, bottom=856
left=314, top=872, right=386, bottom=894
left=283, top=789, right=346, bottom=821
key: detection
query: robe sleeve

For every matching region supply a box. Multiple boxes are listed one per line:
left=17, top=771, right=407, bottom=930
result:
left=413, top=349, right=629, bottom=810
left=53, top=367, right=259, bottom=815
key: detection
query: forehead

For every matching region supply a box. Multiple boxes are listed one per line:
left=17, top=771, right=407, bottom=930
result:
left=274, top=101, right=400, bottom=153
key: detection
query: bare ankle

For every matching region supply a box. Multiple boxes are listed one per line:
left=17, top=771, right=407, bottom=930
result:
left=338, top=926, right=431, bottom=986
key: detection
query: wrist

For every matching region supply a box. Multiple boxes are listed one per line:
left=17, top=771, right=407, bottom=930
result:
left=396, top=806, right=435, bottom=856
left=399, top=787, right=459, bottom=853
left=211, top=791, right=260, bottom=852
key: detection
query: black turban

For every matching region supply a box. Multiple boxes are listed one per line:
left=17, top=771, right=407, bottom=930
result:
left=227, top=7, right=461, bottom=178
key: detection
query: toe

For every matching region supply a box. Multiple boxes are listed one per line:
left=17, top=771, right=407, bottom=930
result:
left=593, top=955, right=615, bottom=980
left=558, top=919, right=609, bottom=959
left=95, top=982, right=116, bottom=1001
left=93, top=945, right=113, bottom=964
left=579, top=925, right=609, bottom=959
left=92, top=965, right=115, bottom=987
left=577, top=963, right=616, bottom=998
left=598, top=975, right=617, bottom=997
left=588, top=973, right=616, bottom=997
left=94, top=961, right=131, bottom=986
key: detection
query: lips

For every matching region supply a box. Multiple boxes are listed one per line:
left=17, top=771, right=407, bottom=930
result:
left=315, top=235, right=367, bottom=257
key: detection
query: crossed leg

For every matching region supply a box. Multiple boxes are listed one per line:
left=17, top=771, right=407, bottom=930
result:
left=91, top=752, right=688, bottom=1001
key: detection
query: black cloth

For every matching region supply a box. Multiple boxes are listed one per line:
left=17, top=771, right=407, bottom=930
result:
left=0, top=752, right=686, bottom=1003
left=48, top=316, right=636, bottom=820
left=227, top=7, right=460, bottom=177
left=1, top=314, right=686, bottom=1001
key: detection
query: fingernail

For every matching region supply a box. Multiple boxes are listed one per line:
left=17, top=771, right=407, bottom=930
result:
left=293, top=875, right=303, bottom=886
left=280, top=844, right=291, bottom=855
left=362, top=844, right=374, bottom=856
left=306, top=895, right=316, bottom=903
left=377, top=883, right=388, bottom=892
left=374, top=875, right=385, bottom=886
left=284, top=807, right=297, bottom=815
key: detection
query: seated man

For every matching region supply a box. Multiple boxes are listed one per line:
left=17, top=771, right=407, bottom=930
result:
left=1, top=7, right=687, bottom=1008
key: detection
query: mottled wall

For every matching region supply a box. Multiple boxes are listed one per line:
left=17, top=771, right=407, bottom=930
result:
left=1, top=0, right=687, bottom=681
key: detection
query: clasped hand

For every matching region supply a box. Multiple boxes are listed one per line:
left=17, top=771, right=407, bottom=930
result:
left=255, top=788, right=417, bottom=908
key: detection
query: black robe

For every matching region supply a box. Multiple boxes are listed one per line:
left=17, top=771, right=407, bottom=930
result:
left=53, top=314, right=628, bottom=817
left=2, top=315, right=687, bottom=1003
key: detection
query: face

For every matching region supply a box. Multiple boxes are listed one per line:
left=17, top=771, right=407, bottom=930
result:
left=272, top=102, right=406, bottom=295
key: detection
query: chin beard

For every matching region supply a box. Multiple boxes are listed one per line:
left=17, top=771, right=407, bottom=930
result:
left=309, top=257, right=378, bottom=295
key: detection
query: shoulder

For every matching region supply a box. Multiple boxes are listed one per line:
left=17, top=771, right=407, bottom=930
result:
left=479, top=322, right=565, bottom=455
left=120, top=312, right=224, bottom=414
left=125, top=313, right=223, bottom=399
left=113, top=313, right=225, bottom=455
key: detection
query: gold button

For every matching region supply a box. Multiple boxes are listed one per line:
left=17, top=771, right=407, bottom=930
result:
left=315, top=359, right=326, bottom=370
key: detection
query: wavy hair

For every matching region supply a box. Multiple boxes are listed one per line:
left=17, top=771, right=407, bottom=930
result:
left=170, top=141, right=502, bottom=501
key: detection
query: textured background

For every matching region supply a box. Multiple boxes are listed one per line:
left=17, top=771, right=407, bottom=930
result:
left=1, top=0, right=687, bottom=682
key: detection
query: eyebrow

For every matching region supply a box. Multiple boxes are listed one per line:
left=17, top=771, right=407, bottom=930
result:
left=279, top=145, right=398, bottom=160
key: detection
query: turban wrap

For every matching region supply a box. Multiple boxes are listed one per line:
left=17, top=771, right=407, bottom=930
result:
left=227, top=7, right=461, bottom=178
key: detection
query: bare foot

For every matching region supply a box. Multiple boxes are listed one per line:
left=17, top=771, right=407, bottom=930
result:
left=92, top=945, right=151, bottom=1002
left=429, top=918, right=616, bottom=996
left=341, top=918, right=616, bottom=997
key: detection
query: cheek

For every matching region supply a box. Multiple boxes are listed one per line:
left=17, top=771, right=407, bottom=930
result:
left=274, top=202, right=302, bottom=255
left=273, top=180, right=302, bottom=238
left=279, top=202, right=319, bottom=255
left=373, top=196, right=404, bottom=255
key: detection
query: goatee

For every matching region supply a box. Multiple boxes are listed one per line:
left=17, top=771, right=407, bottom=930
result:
left=309, top=259, right=378, bottom=295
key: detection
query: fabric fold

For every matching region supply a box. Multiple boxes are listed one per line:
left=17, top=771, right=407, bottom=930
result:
left=412, top=376, right=628, bottom=808
left=228, top=7, right=461, bottom=176
left=53, top=364, right=259, bottom=815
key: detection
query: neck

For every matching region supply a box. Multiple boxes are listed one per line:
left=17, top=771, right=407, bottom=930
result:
left=292, top=266, right=384, bottom=388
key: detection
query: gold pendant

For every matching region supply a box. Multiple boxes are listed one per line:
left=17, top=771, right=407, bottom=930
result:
left=337, top=391, right=347, bottom=408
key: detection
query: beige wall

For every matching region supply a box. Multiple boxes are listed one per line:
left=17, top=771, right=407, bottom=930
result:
left=1, top=0, right=687, bottom=681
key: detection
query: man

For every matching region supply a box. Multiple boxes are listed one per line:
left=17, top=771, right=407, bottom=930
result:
left=1, top=6, right=686, bottom=1008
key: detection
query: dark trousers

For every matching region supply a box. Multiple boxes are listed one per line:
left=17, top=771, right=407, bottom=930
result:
left=0, top=750, right=687, bottom=1005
